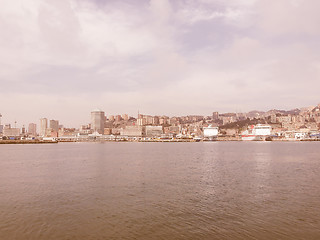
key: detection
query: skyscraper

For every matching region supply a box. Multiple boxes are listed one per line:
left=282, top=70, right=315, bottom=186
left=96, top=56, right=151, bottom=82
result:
left=50, top=120, right=59, bottom=133
left=91, top=109, right=105, bottom=134
left=28, top=123, right=37, bottom=136
left=40, top=118, right=47, bottom=137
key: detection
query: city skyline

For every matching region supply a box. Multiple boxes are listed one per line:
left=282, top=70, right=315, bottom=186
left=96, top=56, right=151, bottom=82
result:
left=1, top=0, right=320, bottom=126
left=1, top=101, right=319, bottom=129
left=1, top=102, right=319, bottom=141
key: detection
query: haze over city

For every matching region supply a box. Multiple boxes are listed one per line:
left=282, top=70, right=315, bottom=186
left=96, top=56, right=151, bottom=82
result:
left=1, top=0, right=320, bottom=127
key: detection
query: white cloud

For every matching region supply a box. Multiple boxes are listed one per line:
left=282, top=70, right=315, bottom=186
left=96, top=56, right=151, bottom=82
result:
left=0, top=0, right=319, bottom=126
left=175, top=1, right=249, bottom=26
left=256, top=0, right=320, bottom=36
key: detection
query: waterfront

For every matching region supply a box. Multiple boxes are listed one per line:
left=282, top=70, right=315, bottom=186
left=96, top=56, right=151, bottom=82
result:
left=1, top=142, right=320, bottom=239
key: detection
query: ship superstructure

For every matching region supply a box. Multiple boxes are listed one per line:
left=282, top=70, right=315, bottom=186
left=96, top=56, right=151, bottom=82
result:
left=241, top=124, right=271, bottom=141
left=203, top=125, right=219, bottom=141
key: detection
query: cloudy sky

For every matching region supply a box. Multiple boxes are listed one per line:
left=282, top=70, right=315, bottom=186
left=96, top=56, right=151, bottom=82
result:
left=1, top=0, right=320, bottom=127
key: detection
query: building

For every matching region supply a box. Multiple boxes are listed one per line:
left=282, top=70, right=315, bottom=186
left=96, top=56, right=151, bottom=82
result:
left=21, top=126, right=26, bottom=134
left=0, top=113, right=2, bottom=134
left=50, top=120, right=59, bottom=133
left=277, top=115, right=292, bottom=126
left=137, top=114, right=162, bottom=126
left=221, top=116, right=236, bottom=125
left=39, top=118, right=48, bottom=137
left=104, top=128, right=112, bottom=135
left=159, top=116, right=169, bottom=125
left=270, top=114, right=277, bottom=123
left=169, top=117, right=179, bottom=126
left=168, top=126, right=180, bottom=135
left=28, top=123, right=37, bottom=136
left=145, top=126, right=163, bottom=137
left=115, top=115, right=122, bottom=122
left=152, top=116, right=159, bottom=125
left=58, top=128, right=76, bottom=137
left=91, top=109, right=105, bottom=134
left=108, top=115, right=115, bottom=121
left=120, top=126, right=145, bottom=136
left=137, top=116, right=146, bottom=126
left=122, top=114, right=129, bottom=121
left=111, top=128, right=121, bottom=135
left=294, top=131, right=308, bottom=140
left=80, top=124, right=92, bottom=134
left=104, top=121, right=113, bottom=128
left=145, top=115, right=153, bottom=125
left=3, top=127, right=20, bottom=137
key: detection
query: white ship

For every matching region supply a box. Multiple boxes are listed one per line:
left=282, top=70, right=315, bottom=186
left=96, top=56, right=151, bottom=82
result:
left=241, top=124, right=272, bottom=141
left=203, top=125, right=219, bottom=141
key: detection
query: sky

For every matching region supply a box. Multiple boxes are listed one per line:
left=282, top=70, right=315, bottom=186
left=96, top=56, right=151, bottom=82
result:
left=1, top=0, right=320, bottom=127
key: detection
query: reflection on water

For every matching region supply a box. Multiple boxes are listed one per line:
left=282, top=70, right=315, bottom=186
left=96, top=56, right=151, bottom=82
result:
left=1, top=142, right=320, bottom=239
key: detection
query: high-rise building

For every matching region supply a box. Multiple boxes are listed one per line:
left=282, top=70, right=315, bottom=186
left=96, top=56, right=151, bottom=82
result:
left=50, top=120, right=59, bottom=133
left=0, top=113, right=2, bottom=134
left=91, top=109, right=105, bottom=134
left=152, top=116, right=159, bottom=125
left=21, top=126, right=26, bottom=134
left=40, top=118, right=47, bottom=137
left=212, top=112, right=219, bottom=120
left=159, top=117, right=168, bottom=125
left=115, top=115, right=122, bottom=122
left=28, top=123, right=37, bottom=136
left=146, top=115, right=153, bottom=125
left=122, top=114, right=129, bottom=121
left=137, top=116, right=146, bottom=126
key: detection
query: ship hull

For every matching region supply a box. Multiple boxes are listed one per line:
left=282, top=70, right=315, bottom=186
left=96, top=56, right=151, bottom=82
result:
left=241, top=135, right=267, bottom=141
left=241, top=135, right=257, bottom=141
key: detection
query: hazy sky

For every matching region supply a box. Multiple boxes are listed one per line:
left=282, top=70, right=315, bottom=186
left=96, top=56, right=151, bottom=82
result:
left=1, top=0, right=320, bottom=127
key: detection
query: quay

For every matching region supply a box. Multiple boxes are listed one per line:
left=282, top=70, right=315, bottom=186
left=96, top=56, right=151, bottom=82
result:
left=0, top=140, right=58, bottom=144
left=1, top=137, right=320, bottom=144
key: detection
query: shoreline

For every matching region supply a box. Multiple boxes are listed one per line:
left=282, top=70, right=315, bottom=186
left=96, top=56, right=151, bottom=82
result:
left=1, top=139, right=319, bottom=144
left=0, top=140, right=58, bottom=144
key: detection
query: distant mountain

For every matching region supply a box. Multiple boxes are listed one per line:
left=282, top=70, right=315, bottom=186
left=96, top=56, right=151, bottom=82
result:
left=247, top=108, right=301, bottom=117
left=285, top=108, right=301, bottom=115
left=266, top=109, right=286, bottom=115
left=222, top=103, right=318, bottom=119
left=300, top=106, right=315, bottom=112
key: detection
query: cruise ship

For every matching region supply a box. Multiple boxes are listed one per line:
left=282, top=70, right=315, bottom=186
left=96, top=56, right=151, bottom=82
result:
left=241, top=124, right=272, bottom=141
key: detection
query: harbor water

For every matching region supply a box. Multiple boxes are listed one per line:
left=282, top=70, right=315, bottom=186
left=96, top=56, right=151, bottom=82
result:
left=0, top=142, right=320, bottom=239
